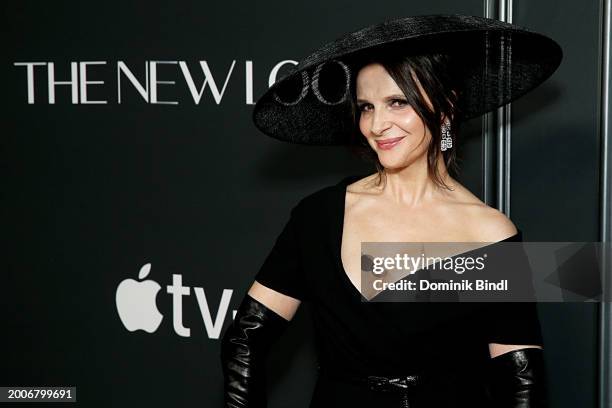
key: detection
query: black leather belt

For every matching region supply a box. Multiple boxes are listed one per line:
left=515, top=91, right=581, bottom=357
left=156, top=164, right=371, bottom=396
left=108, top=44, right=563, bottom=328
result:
left=367, top=374, right=422, bottom=408
left=318, top=368, right=424, bottom=408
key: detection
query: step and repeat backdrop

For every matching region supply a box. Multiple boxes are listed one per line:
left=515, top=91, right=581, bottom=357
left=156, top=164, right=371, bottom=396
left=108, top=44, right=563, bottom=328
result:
left=2, top=1, right=601, bottom=407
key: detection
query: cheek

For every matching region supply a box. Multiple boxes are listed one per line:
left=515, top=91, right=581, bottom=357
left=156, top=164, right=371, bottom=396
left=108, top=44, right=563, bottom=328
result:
left=394, top=109, right=422, bottom=132
left=400, top=115, right=432, bottom=144
left=396, top=114, right=431, bottom=152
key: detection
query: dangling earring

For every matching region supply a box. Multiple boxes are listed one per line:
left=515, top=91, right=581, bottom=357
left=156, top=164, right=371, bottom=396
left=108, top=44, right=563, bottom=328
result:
left=440, top=120, right=453, bottom=152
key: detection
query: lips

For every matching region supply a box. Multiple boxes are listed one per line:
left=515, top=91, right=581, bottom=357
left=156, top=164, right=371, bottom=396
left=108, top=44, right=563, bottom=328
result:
left=376, top=136, right=405, bottom=150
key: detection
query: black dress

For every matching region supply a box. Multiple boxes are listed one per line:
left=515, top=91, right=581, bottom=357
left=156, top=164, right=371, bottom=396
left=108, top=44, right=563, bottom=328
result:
left=254, top=175, right=543, bottom=408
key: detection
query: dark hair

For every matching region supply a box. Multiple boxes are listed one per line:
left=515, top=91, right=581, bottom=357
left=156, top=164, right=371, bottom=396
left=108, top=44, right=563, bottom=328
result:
left=348, top=51, right=462, bottom=190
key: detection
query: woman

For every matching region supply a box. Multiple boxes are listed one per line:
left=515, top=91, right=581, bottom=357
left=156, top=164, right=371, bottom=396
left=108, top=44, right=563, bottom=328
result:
left=221, top=15, right=562, bottom=408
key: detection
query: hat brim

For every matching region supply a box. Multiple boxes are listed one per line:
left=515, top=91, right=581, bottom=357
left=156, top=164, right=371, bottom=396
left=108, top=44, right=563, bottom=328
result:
left=253, top=15, right=563, bottom=145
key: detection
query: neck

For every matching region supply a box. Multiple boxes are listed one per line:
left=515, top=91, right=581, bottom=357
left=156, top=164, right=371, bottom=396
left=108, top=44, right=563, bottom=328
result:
left=378, top=152, right=453, bottom=206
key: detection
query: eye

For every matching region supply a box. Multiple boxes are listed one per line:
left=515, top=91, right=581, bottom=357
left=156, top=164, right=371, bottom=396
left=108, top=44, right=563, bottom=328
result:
left=390, top=98, right=408, bottom=108
left=358, top=103, right=372, bottom=112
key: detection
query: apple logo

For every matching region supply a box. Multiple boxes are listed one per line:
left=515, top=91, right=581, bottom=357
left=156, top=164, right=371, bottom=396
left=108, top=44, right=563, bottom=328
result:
left=116, top=263, right=164, bottom=333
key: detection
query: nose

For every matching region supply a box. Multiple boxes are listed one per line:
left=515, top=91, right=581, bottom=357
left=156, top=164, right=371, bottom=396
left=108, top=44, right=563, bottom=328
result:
left=369, top=109, right=392, bottom=137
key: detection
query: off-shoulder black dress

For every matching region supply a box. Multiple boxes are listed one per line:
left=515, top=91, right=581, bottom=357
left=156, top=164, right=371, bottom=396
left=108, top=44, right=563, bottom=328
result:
left=254, top=175, right=543, bottom=408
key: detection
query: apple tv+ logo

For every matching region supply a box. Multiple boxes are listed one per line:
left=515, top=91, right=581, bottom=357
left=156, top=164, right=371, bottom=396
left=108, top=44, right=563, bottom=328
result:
left=115, top=263, right=236, bottom=339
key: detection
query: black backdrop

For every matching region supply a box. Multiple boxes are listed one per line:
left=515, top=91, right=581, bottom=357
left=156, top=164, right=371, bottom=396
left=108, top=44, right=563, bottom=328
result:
left=2, top=1, right=601, bottom=407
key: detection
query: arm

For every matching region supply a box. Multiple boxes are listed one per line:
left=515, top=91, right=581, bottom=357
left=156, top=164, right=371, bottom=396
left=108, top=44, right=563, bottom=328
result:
left=248, top=281, right=302, bottom=321
left=489, top=343, right=541, bottom=358
left=478, top=214, right=547, bottom=406
left=220, top=282, right=301, bottom=408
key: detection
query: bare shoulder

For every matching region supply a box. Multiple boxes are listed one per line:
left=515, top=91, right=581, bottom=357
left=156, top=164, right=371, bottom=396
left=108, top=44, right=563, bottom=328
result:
left=344, top=173, right=382, bottom=207
left=470, top=204, right=518, bottom=242
left=346, top=173, right=381, bottom=194
left=455, top=195, right=517, bottom=242
left=445, top=182, right=518, bottom=242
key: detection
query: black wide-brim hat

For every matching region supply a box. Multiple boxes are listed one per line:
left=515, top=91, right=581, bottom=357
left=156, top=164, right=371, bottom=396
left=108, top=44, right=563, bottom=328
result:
left=252, top=14, right=563, bottom=145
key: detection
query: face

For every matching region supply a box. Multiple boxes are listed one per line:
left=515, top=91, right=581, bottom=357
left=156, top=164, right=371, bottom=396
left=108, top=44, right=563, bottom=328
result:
left=356, top=63, right=433, bottom=170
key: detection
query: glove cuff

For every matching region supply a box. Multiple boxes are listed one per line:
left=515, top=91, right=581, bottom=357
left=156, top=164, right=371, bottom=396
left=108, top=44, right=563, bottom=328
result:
left=488, top=347, right=548, bottom=408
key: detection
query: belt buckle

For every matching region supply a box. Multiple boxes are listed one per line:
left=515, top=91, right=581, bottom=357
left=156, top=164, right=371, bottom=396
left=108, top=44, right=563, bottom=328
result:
left=366, top=374, right=421, bottom=392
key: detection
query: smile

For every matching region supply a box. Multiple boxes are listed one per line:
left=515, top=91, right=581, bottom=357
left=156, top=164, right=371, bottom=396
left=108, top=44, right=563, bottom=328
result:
left=375, top=136, right=405, bottom=150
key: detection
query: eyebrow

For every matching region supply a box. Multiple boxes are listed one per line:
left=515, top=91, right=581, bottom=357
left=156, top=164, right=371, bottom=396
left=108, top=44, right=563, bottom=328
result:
left=356, top=94, right=407, bottom=104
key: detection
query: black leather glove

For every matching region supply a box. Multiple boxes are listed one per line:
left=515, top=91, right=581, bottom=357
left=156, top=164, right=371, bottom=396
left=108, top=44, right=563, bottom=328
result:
left=220, top=294, right=289, bottom=408
left=487, top=348, right=548, bottom=408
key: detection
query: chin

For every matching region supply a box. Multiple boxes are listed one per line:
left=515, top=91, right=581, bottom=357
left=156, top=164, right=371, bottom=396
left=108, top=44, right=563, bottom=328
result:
left=375, top=150, right=411, bottom=169
left=377, top=157, right=410, bottom=170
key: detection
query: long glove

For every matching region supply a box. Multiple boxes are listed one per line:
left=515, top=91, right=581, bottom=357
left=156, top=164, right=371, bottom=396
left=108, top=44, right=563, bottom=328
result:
left=487, top=348, right=548, bottom=408
left=220, top=294, right=289, bottom=408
